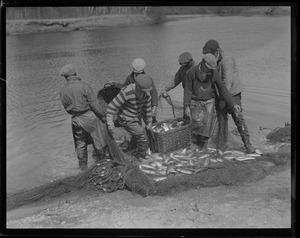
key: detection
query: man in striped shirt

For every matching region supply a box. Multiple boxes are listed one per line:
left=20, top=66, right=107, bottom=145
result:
left=106, top=74, right=153, bottom=160
left=122, top=58, right=158, bottom=123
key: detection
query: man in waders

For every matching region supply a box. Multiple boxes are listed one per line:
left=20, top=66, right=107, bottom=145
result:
left=122, top=58, right=158, bottom=123
left=160, top=52, right=196, bottom=117
left=202, top=39, right=255, bottom=153
left=106, top=74, right=153, bottom=161
left=59, top=64, right=107, bottom=171
left=184, top=54, right=241, bottom=148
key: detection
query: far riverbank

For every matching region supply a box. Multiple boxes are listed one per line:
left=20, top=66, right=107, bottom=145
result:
left=6, top=6, right=290, bottom=35
left=6, top=14, right=153, bottom=35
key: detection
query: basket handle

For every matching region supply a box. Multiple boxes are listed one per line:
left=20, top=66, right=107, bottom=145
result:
left=104, top=82, right=116, bottom=88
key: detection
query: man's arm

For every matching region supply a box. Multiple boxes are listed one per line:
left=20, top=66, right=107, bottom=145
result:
left=106, top=89, right=126, bottom=126
left=221, top=57, right=235, bottom=91
left=150, top=78, right=159, bottom=107
left=142, top=94, right=153, bottom=125
left=164, top=69, right=182, bottom=92
left=123, top=74, right=133, bottom=87
left=85, top=85, right=106, bottom=122
left=213, top=69, right=236, bottom=109
left=183, top=71, right=193, bottom=109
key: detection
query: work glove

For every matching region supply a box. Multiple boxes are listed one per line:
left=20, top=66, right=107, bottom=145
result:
left=151, top=106, right=157, bottom=117
left=184, top=106, right=191, bottom=118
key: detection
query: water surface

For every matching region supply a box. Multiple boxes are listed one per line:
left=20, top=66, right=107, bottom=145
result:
left=6, top=15, right=291, bottom=193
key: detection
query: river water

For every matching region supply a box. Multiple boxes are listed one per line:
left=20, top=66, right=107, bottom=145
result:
left=6, top=15, right=291, bottom=193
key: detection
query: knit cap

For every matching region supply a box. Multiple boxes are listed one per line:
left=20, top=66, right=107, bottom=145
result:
left=59, top=64, right=76, bottom=77
left=202, top=40, right=220, bottom=54
left=203, top=53, right=217, bottom=69
left=178, top=52, right=193, bottom=64
left=132, top=58, right=146, bottom=73
left=135, top=74, right=153, bottom=92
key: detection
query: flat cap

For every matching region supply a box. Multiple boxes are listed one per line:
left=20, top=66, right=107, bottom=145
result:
left=59, top=64, right=76, bottom=77
left=178, top=52, right=193, bottom=64
left=203, top=40, right=220, bottom=54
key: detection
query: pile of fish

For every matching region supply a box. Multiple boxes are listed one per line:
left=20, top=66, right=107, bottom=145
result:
left=139, top=146, right=263, bottom=182
left=152, top=119, right=186, bottom=133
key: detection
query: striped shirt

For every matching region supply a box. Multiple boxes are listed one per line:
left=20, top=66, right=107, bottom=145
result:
left=106, top=83, right=152, bottom=125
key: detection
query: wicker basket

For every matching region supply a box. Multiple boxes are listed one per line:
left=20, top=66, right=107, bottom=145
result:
left=147, top=118, right=192, bottom=154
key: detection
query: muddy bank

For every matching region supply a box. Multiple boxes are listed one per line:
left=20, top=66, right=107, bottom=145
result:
left=6, top=151, right=291, bottom=229
left=6, top=14, right=153, bottom=35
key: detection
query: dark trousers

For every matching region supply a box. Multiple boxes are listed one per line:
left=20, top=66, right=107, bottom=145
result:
left=217, top=93, right=251, bottom=150
left=72, top=122, right=105, bottom=168
left=118, top=119, right=149, bottom=158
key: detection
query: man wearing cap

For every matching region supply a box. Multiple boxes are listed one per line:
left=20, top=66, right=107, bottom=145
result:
left=160, top=52, right=196, bottom=115
left=184, top=54, right=241, bottom=148
left=59, top=64, right=107, bottom=171
left=160, top=52, right=195, bottom=97
left=122, top=58, right=158, bottom=123
left=106, top=74, right=153, bottom=160
left=203, top=39, right=255, bottom=153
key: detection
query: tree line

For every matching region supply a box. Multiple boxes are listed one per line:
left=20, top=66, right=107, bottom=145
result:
left=6, top=7, right=152, bottom=20
left=6, top=6, right=272, bottom=20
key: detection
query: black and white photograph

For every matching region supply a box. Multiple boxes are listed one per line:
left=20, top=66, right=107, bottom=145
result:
left=2, top=2, right=295, bottom=234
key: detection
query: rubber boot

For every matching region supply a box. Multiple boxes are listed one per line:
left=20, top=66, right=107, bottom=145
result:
left=195, top=135, right=208, bottom=149
left=241, top=134, right=255, bottom=154
left=79, top=161, right=88, bottom=172
left=231, top=109, right=255, bottom=154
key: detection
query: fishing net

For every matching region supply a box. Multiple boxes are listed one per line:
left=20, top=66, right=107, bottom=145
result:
left=7, top=83, right=155, bottom=211
left=6, top=83, right=291, bottom=212
left=266, top=125, right=291, bottom=143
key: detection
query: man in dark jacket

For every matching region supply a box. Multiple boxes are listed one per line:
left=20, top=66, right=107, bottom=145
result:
left=59, top=64, right=107, bottom=171
left=160, top=52, right=196, bottom=117
left=123, top=58, right=158, bottom=123
left=160, top=52, right=195, bottom=96
left=184, top=54, right=241, bottom=148
left=203, top=39, right=255, bottom=153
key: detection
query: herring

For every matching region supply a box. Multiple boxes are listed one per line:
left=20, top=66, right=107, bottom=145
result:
left=153, top=177, right=167, bottom=182
left=255, top=149, right=263, bottom=155
left=204, top=158, right=210, bottom=167
left=245, top=153, right=261, bottom=157
left=175, top=168, right=194, bottom=175
left=198, top=154, right=210, bottom=159
left=236, top=156, right=256, bottom=161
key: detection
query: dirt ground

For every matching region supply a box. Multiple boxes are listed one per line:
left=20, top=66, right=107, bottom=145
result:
left=6, top=152, right=292, bottom=231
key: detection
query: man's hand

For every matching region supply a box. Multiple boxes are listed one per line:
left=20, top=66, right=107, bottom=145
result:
left=146, top=122, right=153, bottom=130
left=160, top=89, right=169, bottom=98
left=151, top=106, right=157, bottom=117
left=107, top=123, right=115, bottom=134
left=100, top=117, right=107, bottom=124
left=184, top=107, right=191, bottom=118
left=233, top=105, right=242, bottom=113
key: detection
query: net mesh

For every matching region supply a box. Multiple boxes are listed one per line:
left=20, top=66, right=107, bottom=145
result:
left=6, top=86, right=291, bottom=212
